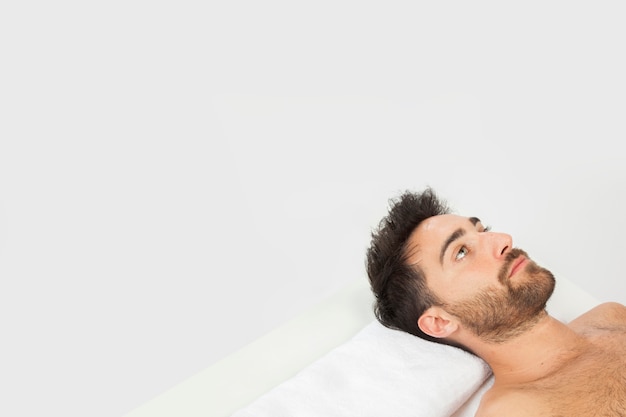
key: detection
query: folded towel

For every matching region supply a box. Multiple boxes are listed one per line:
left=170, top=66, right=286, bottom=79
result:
left=231, top=320, right=492, bottom=417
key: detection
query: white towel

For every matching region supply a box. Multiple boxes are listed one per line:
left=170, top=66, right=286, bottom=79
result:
left=231, top=320, right=492, bottom=417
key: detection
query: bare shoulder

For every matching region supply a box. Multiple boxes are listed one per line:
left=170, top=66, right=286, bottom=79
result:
left=568, top=302, right=626, bottom=331
left=474, top=388, right=535, bottom=417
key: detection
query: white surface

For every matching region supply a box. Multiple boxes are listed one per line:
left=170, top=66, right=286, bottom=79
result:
left=2, top=2, right=626, bottom=417
left=126, top=278, right=376, bottom=417
left=230, top=321, right=490, bottom=417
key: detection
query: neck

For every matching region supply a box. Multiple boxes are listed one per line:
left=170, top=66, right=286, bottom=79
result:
left=465, top=313, right=590, bottom=385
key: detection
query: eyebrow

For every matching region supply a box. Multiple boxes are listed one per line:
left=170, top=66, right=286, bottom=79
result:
left=439, top=217, right=482, bottom=265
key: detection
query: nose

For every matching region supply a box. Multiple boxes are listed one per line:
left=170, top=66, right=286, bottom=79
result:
left=485, top=232, right=513, bottom=259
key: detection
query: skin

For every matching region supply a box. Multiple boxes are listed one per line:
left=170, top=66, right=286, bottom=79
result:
left=406, top=214, right=626, bottom=417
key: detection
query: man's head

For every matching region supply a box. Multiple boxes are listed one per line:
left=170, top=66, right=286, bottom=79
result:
left=366, top=188, right=556, bottom=348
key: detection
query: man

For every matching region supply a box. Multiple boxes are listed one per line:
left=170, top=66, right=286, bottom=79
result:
left=366, top=187, right=626, bottom=416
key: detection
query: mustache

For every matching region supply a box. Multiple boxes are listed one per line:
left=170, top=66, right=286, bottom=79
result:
left=498, top=248, right=529, bottom=284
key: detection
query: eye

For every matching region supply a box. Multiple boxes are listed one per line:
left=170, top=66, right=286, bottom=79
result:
left=482, top=226, right=491, bottom=232
left=455, top=246, right=469, bottom=261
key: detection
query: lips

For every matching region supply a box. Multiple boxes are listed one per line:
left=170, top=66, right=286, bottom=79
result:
left=508, top=256, right=528, bottom=278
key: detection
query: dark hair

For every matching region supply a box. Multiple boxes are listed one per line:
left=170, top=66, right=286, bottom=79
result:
left=366, top=187, right=450, bottom=343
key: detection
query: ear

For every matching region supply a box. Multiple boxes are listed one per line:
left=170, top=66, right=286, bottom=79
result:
left=418, top=306, right=459, bottom=339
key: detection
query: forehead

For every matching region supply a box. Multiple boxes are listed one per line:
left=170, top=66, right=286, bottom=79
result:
left=414, top=213, right=469, bottom=238
left=406, top=214, right=469, bottom=263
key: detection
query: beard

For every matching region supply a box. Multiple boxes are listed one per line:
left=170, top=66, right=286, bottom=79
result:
left=445, top=248, right=556, bottom=343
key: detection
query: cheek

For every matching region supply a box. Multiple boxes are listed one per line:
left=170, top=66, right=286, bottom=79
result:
left=445, top=269, right=493, bottom=301
left=467, top=259, right=500, bottom=281
left=430, top=275, right=467, bottom=303
left=427, top=260, right=499, bottom=302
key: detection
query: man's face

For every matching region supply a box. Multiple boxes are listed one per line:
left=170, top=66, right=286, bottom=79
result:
left=407, top=214, right=555, bottom=343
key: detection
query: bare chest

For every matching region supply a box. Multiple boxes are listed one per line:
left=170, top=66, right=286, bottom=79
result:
left=517, top=332, right=626, bottom=416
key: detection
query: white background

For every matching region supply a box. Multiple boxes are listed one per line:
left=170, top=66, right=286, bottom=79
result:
left=2, top=1, right=626, bottom=416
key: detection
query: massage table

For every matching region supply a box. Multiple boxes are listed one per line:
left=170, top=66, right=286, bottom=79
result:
left=125, top=275, right=600, bottom=417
